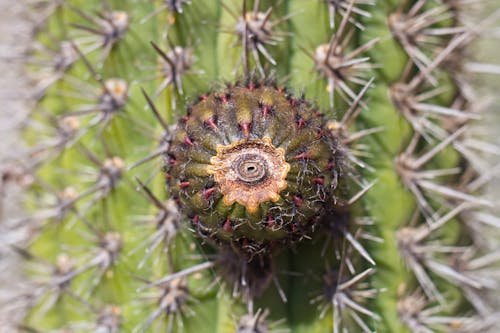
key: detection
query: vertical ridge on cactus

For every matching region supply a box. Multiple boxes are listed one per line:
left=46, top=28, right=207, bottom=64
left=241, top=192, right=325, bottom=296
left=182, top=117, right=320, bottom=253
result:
left=1, top=0, right=499, bottom=332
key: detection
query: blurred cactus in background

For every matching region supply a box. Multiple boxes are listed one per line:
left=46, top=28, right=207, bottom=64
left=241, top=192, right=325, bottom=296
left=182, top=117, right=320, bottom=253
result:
left=2, top=0, right=500, bottom=332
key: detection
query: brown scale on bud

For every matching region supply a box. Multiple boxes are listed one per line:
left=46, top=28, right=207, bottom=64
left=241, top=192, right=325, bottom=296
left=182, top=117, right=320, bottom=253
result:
left=165, top=80, right=346, bottom=256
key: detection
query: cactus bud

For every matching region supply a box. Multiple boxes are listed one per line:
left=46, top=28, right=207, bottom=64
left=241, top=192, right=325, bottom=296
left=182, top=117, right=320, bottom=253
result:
left=166, top=81, right=345, bottom=255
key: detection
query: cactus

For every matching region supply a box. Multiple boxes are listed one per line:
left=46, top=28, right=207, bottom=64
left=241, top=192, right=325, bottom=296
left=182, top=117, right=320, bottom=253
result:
left=3, top=0, right=500, bottom=332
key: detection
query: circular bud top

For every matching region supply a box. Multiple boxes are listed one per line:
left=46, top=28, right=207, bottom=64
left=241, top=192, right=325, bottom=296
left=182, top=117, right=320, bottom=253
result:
left=208, top=137, right=290, bottom=213
left=165, top=81, right=345, bottom=252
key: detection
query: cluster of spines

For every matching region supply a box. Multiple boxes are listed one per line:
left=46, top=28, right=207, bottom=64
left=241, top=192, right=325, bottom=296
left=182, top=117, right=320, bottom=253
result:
left=1, top=1, right=197, bottom=332
left=1, top=0, right=499, bottom=332
left=378, top=1, right=500, bottom=332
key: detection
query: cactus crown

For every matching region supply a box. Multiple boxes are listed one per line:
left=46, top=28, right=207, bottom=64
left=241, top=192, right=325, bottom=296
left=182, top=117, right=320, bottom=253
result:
left=166, top=80, right=346, bottom=256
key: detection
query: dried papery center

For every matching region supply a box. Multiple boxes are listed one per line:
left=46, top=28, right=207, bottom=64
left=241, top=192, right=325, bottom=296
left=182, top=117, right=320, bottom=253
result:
left=209, top=137, right=290, bottom=213
left=234, top=154, right=267, bottom=183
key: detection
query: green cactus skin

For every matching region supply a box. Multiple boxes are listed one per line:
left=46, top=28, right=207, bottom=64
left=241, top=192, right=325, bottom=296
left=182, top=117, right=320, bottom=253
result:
left=8, top=0, right=499, bottom=332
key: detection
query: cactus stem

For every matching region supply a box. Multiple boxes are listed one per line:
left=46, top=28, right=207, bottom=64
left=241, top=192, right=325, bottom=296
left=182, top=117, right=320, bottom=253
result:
left=16, top=0, right=500, bottom=331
